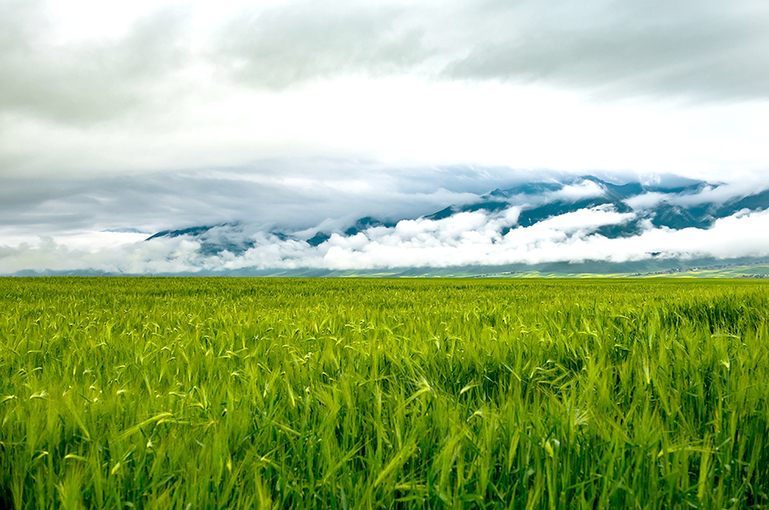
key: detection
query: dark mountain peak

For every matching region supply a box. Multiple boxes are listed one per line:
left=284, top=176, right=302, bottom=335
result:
left=650, top=203, right=711, bottom=230
left=146, top=224, right=226, bottom=241
left=459, top=201, right=509, bottom=214
left=146, top=222, right=255, bottom=256
left=424, top=206, right=456, bottom=221
left=271, top=231, right=292, bottom=241
left=488, top=188, right=507, bottom=198
left=720, top=188, right=769, bottom=215
left=491, top=181, right=564, bottom=199
left=344, top=217, right=395, bottom=236
left=307, top=232, right=330, bottom=247
left=582, top=177, right=643, bottom=199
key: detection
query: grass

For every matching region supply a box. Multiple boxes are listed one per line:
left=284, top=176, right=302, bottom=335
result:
left=1, top=277, right=768, bottom=509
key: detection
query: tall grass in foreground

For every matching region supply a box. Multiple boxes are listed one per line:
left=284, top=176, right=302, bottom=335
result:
left=1, top=277, right=768, bottom=509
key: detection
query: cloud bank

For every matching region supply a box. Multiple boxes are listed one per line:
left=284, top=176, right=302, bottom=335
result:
left=2, top=0, right=769, bottom=180
left=3, top=207, right=769, bottom=275
left=3, top=174, right=769, bottom=275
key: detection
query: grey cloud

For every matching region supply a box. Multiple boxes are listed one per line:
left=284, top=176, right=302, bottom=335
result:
left=215, top=1, right=432, bottom=89
left=0, top=1, right=190, bottom=124
left=0, top=160, right=522, bottom=240
left=438, top=0, right=767, bottom=101
left=443, top=0, right=769, bottom=101
left=1, top=0, right=766, bottom=137
left=2, top=0, right=766, bottom=139
left=0, top=174, right=245, bottom=236
left=213, top=0, right=769, bottom=101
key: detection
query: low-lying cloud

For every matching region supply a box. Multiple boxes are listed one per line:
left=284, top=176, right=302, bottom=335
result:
left=3, top=202, right=769, bottom=275
left=3, top=169, right=769, bottom=275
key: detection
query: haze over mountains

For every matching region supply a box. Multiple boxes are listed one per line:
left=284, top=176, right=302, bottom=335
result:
left=130, top=174, right=769, bottom=276
left=5, top=172, right=769, bottom=276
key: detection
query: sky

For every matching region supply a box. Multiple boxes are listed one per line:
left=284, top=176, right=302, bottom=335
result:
left=2, top=0, right=769, bottom=274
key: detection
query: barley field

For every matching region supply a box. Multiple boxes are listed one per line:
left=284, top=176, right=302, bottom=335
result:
left=1, top=277, right=768, bottom=509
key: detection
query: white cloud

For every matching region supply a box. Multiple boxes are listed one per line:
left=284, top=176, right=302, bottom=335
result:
left=535, top=206, right=633, bottom=233
left=666, top=181, right=768, bottom=207
left=625, top=192, right=667, bottom=210
left=545, top=180, right=606, bottom=203
left=625, top=178, right=769, bottom=211
left=4, top=205, right=769, bottom=275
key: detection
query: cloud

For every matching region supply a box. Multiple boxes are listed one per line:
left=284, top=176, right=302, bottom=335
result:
left=5, top=169, right=769, bottom=275
left=0, top=1, right=190, bottom=125
left=214, top=1, right=433, bottom=90
left=3, top=1, right=769, bottom=181
left=209, top=0, right=769, bottom=101
left=4, top=0, right=767, bottom=129
left=0, top=161, right=520, bottom=243
left=625, top=178, right=769, bottom=210
left=5, top=199, right=769, bottom=275
left=441, top=0, right=769, bottom=102
left=534, top=205, right=632, bottom=234
left=544, top=180, right=606, bottom=203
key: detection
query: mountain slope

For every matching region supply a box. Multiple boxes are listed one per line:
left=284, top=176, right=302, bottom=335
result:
left=142, top=175, right=769, bottom=274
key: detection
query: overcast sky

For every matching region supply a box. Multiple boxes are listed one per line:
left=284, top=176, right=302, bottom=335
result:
left=2, top=0, right=769, bottom=273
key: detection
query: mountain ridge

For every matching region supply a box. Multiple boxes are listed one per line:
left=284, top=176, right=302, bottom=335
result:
left=138, top=174, right=769, bottom=274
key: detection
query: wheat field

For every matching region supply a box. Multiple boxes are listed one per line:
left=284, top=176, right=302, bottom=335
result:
left=1, top=277, right=768, bottom=509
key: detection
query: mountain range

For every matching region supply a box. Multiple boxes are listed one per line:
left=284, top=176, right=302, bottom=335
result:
left=13, top=173, right=769, bottom=277
left=143, top=174, right=769, bottom=271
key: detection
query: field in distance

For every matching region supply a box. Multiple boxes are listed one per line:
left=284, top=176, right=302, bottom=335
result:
left=1, top=277, right=768, bottom=508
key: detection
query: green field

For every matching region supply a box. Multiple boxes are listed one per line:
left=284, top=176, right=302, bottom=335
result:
left=1, top=278, right=768, bottom=509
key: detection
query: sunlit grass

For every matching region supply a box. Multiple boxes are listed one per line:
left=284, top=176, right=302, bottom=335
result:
left=1, top=277, right=768, bottom=508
